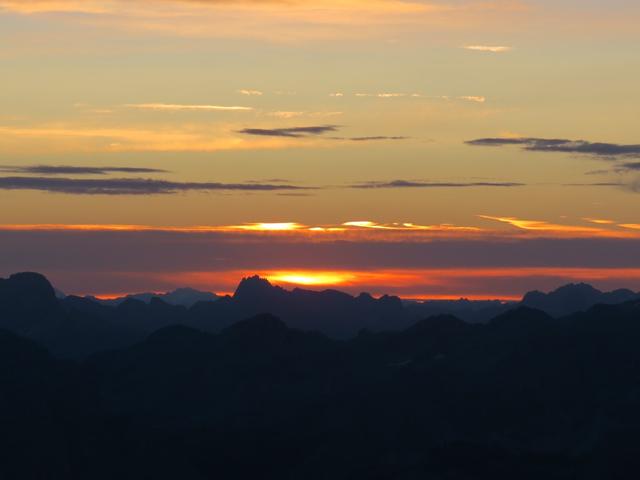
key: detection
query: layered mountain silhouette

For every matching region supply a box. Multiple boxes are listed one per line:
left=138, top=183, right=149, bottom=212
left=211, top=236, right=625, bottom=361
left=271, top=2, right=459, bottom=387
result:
left=521, top=282, right=640, bottom=317
left=2, top=272, right=640, bottom=478
left=89, top=287, right=218, bottom=307
left=2, top=272, right=640, bottom=358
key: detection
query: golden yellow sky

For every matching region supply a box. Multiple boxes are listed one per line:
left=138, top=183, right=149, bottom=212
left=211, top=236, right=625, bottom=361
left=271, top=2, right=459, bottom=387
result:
left=1, top=0, right=639, bottom=297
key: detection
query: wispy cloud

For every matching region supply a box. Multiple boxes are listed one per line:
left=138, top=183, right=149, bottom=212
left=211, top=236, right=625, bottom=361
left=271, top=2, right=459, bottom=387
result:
left=0, top=165, right=167, bottom=175
left=616, top=162, right=640, bottom=171
left=464, top=45, right=513, bottom=53
left=467, top=137, right=640, bottom=159
left=0, top=176, right=310, bottom=195
left=238, top=125, right=339, bottom=138
left=478, top=215, right=612, bottom=236
left=351, top=92, right=487, bottom=103
left=346, top=136, right=410, bottom=142
left=583, top=218, right=616, bottom=225
left=0, top=0, right=468, bottom=43
left=355, top=92, right=415, bottom=98
left=351, top=180, right=525, bottom=189
left=237, top=89, right=263, bottom=96
left=125, top=103, right=253, bottom=112
left=0, top=124, right=297, bottom=153
left=458, top=96, right=486, bottom=103
left=267, top=111, right=343, bottom=119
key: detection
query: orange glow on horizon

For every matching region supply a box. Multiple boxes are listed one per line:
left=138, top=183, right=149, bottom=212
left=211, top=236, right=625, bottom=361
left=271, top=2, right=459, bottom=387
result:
left=2, top=218, right=639, bottom=240
left=63, top=266, right=640, bottom=302
left=267, top=271, right=356, bottom=286
left=230, top=222, right=306, bottom=231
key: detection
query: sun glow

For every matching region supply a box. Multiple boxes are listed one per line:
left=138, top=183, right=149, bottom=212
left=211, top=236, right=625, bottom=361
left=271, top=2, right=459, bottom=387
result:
left=267, top=271, right=356, bottom=286
left=231, top=222, right=306, bottom=231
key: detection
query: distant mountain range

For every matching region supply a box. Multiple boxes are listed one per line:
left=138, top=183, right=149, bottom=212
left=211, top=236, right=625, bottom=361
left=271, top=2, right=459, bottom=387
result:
left=88, top=287, right=219, bottom=307
left=2, top=272, right=640, bottom=358
left=63, top=275, right=640, bottom=323
left=2, top=271, right=640, bottom=479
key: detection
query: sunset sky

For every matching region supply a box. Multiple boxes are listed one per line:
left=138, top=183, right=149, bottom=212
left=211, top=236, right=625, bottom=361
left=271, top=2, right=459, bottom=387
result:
left=1, top=0, right=640, bottom=298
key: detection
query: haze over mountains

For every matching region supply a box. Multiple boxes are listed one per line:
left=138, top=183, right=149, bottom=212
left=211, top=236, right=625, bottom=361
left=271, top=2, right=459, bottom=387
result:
left=3, top=271, right=640, bottom=478
left=90, top=288, right=219, bottom=307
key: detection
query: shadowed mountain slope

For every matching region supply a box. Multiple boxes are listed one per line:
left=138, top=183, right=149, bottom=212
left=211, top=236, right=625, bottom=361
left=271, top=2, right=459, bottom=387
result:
left=3, top=298, right=640, bottom=478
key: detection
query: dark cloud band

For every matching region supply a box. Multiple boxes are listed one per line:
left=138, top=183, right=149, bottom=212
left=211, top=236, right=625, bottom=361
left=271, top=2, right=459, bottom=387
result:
left=466, top=137, right=640, bottom=158
left=0, top=176, right=310, bottom=195
left=347, top=136, right=409, bottom=142
left=351, top=180, right=525, bottom=189
left=238, top=125, right=339, bottom=137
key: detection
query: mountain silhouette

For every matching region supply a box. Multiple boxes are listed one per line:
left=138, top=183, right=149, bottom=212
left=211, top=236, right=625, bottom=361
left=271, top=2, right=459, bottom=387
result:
left=522, top=282, right=640, bottom=317
left=3, top=271, right=640, bottom=359
left=92, top=287, right=218, bottom=307
left=3, top=291, right=640, bottom=478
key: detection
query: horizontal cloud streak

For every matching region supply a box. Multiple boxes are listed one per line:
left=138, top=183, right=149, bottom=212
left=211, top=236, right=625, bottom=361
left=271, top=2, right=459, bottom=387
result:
left=237, top=89, right=263, bottom=96
left=3, top=228, right=640, bottom=298
left=125, top=103, right=253, bottom=111
left=0, top=165, right=168, bottom=175
left=0, top=176, right=309, bottom=195
left=347, top=136, right=409, bottom=142
left=238, top=125, right=339, bottom=137
left=463, top=45, right=512, bottom=53
left=467, top=137, right=640, bottom=158
left=617, top=162, right=640, bottom=171
left=351, top=180, right=525, bottom=189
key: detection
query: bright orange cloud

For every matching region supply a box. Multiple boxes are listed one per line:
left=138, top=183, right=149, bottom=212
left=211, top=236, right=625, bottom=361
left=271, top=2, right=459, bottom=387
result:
left=0, top=124, right=298, bottom=153
left=1, top=218, right=639, bottom=240
left=477, top=215, right=634, bottom=238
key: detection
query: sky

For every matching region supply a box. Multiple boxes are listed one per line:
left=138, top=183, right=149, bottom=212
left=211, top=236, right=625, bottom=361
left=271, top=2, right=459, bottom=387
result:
left=1, top=0, right=640, bottom=299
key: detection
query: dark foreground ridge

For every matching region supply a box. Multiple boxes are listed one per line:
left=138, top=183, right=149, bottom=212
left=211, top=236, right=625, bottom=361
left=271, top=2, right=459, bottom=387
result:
left=3, top=272, right=640, bottom=478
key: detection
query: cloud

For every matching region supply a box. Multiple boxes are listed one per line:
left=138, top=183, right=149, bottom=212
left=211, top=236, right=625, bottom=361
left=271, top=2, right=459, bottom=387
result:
left=458, top=96, right=486, bottom=103
left=0, top=0, right=469, bottom=43
left=464, top=45, right=512, bottom=53
left=125, top=103, right=253, bottom=112
left=583, top=218, right=616, bottom=225
left=616, top=162, right=640, bottom=171
left=0, top=124, right=297, bottom=153
left=0, top=165, right=168, bottom=175
left=0, top=176, right=310, bottom=195
left=478, top=215, right=610, bottom=235
left=351, top=180, right=525, bottom=189
left=347, top=136, right=410, bottom=142
left=355, top=92, right=413, bottom=98
left=351, top=93, right=487, bottom=103
left=267, top=111, right=343, bottom=119
left=466, top=137, right=640, bottom=158
left=237, top=89, right=263, bottom=96
left=238, top=125, right=339, bottom=138
left=565, top=182, right=624, bottom=187
left=4, top=224, right=640, bottom=299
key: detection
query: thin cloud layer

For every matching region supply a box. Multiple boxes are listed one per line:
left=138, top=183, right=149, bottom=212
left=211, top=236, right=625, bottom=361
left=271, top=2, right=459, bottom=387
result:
left=0, top=176, right=309, bottom=195
left=0, top=165, right=168, bottom=175
left=237, top=89, right=263, bottom=96
left=125, top=103, right=253, bottom=112
left=351, top=93, right=486, bottom=103
left=238, top=125, right=339, bottom=138
left=617, top=162, right=640, bottom=171
left=463, top=45, right=512, bottom=53
left=351, top=180, right=525, bottom=189
left=467, top=137, right=640, bottom=158
left=347, top=136, right=410, bottom=142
